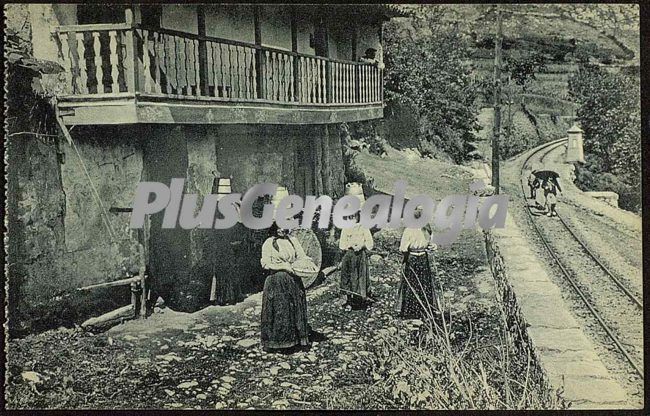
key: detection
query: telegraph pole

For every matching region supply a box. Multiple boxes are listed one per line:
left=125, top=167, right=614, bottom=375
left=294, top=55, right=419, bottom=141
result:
left=492, top=4, right=503, bottom=194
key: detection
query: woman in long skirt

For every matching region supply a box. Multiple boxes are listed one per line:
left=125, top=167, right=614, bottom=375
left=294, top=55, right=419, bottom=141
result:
left=339, top=215, right=374, bottom=309
left=260, top=224, right=317, bottom=352
left=396, top=218, right=438, bottom=319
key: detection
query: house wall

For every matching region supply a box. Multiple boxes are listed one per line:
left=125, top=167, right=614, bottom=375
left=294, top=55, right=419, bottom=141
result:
left=204, top=5, right=255, bottom=44
left=161, top=4, right=198, bottom=34
left=358, top=23, right=383, bottom=60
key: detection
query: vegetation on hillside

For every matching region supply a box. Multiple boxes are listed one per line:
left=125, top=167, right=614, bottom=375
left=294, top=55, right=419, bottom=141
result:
left=383, top=6, right=480, bottom=163
left=568, top=66, right=641, bottom=213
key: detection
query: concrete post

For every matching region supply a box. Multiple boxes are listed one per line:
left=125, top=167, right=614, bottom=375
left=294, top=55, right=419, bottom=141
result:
left=566, top=124, right=585, bottom=163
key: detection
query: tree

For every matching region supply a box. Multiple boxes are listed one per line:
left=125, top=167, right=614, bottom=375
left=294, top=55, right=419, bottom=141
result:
left=383, top=5, right=480, bottom=162
left=568, top=65, right=641, bottom=212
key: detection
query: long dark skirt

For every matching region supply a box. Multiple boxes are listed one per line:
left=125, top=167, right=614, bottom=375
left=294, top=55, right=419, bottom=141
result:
left=212, top=226, right=244, bottom=305
left=260, top=271, right=310, bottom=350
left=340, top=249, right=370, bottom=303
left=397, top=254, right=437, bottom=319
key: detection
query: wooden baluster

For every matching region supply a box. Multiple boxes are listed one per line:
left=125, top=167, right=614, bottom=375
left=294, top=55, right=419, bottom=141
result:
left=248, top=48, right=253, bottom=99
left=228, top=45, right=234, bottom=98
left=186, top=38, right=194, bottom=95
left=92, top=32, right=104, bottom=93
left=321, top=60, right=326, bottom=103
left=170, top=35, right=177, bottom=94
left=206, top=42, right=214, bottom=97
left=218, top=43, right=224, bottom=97
left=288, top=54, right=293, bottom=102
left=346, top=64, right=350, bottom=103
left=333, top=62, right=337, bottom=103
left=209, top=42, right=217, bottom=97
left=379, top=67, right=383, bottom=102
left=315, top=59, right=321, bottom=103
left=342, top=63, right=347, bottom=103
left=263, top=50, right=269, bottom=100
left=107, top=31, right=119, bottom=93
left=278, top=53, right=284, bottom=101
left=156, top=32, right=164, bottom=94
left=152, top=32, right=161, bottom=93
left=364, top=65, right=369, bottom=103
left=248, top=49, right=258, bottom=99
left=185, top=38, right=192, bottom=95
left=313, top=59, right=318, bottom=103
left=282, top=54, right=288, bottom=101
left=175, top=36, right=184, bottom=95
left=194, top=38, right=201, bottom=96
left=142, top=29, right=152, bottom=93
left=238, top=46, right=244, bottom=99
left=75, top=32, right=88, bottom=93
left=58, top=33, right=74, bottom=93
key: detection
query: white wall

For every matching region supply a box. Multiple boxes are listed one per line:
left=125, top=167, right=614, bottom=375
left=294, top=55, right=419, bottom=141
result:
left=204, top=5, right=254, bottom=44
left=260, top=5, right=291, bottom=51
left=161, top=5, right=198, bottom=34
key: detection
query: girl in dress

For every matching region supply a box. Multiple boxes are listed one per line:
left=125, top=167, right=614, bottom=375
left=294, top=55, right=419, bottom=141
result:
left=396, top=208, right=438, bottom=319
left=339, top=210, right=374, bottom=309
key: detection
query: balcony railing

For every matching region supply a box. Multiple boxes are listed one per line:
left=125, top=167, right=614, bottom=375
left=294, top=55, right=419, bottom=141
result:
left=55, top=24, right=383, bottom=105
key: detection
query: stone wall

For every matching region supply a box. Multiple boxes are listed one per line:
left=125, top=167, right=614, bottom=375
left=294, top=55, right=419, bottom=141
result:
left=483, top=230, right=553, bottom=398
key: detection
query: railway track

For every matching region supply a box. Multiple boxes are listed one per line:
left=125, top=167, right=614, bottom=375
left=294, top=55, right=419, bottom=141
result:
left=518, top=139, right=644, bottom=380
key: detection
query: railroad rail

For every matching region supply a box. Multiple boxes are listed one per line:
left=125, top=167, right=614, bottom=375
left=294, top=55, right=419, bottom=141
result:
left=519, top=139, right=644, bottom=379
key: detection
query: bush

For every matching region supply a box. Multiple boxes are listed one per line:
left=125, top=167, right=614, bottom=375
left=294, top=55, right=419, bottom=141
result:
left=384, top=6, right=480, bottom=163
left=568, top=65, right=641, bottom=213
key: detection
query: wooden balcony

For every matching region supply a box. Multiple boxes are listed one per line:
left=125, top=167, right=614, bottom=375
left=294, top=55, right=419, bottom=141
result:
left=54, top=24, right=384, bottom=125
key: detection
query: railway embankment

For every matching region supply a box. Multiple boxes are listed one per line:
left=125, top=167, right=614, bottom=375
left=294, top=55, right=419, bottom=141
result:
left=488, top=141, right=640, bottom=409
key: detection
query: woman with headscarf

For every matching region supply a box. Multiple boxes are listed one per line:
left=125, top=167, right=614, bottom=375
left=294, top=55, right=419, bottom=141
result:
left=339, top=215, right=374, bottom=309
left=396, top=208, right=438, bottom=319
left=260, top=188, right=318, bottom=352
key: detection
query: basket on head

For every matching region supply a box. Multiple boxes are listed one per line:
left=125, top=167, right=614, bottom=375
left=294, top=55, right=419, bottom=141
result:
left=345, top=182, right=365, bottom=204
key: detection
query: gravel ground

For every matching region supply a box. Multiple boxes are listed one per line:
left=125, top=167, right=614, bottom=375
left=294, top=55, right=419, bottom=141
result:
left=9, top=147, right=538, bottom=410
left=6, top=226, right=505, bottom=410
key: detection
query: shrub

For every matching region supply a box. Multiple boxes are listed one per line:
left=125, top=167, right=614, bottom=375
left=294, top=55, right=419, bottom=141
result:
left=568, top=65, right=641, bottom=213
left=384, top=5, right=480, bottom=163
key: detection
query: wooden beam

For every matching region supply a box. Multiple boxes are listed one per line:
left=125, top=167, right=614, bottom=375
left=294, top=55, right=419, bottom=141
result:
left=77, top=276, right=142, bottom=291
left=290, top=7, right=299, bottom=102
left=254, top=6, right=265, bottom=99
left=197, top=5, right=209, bottom=95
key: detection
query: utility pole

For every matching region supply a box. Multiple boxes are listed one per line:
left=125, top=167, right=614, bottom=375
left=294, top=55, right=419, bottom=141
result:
left=492, top=4, right=503, bottom=194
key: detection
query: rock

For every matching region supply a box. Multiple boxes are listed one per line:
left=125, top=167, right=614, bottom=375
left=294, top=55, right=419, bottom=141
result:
left=21, top=371, right=43, bottom=384
left=164, top=389, right=175, bottom=397
left=221, top=376, right=236, bottom=383
left=272, top=399, right=290, bottom=408
left=270, top=366, right=280, bottom=375
left=370, top=254, right=383, bottom=263
left=279, top=362, right=290, bottom=370
left=196, top=393, right=207, bottom=400
left=214, top=402, right=226, bottom=409
left=156, top=353, right=182, bottom=362
left=221, top=335, right=235, bottom=342
left=261, top=378, right=273, bottom=386
left=236, top=338, right=259, bottom=348
left=222, top=382, right=232, bottom=390
left=280, top=382, right=292, bottom=387
left=177, top=381, right=198, bottom=389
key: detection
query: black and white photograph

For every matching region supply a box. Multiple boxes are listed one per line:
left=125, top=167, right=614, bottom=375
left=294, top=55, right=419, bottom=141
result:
left=3, top=2, right=644, bottom=411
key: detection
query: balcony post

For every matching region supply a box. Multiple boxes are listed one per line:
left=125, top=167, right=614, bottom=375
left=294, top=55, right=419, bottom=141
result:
left=254, top=6, right=266, bottom=99
left=352, top=27, right=360, bottom=103
left=197, top=6, right=209, bottom=95
left=290, top=8, right=299, bottom=102
left=124, top=8, right=139, bottom=93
